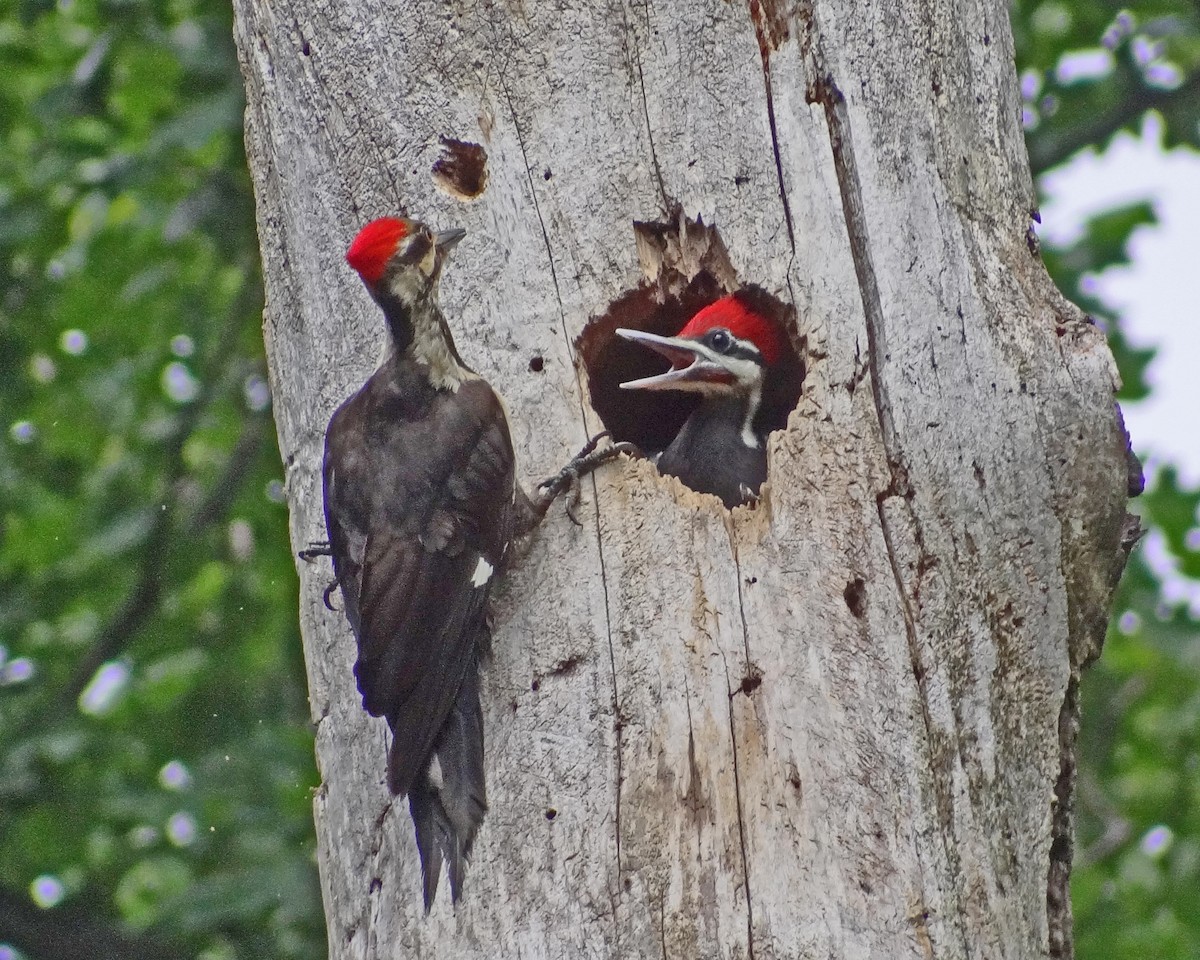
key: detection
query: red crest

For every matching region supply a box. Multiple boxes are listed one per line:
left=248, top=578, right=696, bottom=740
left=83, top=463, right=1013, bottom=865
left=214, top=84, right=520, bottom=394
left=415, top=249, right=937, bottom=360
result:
left=346, top=218, right=409, bottom=284
left=679, top=295, right=783, bottom=365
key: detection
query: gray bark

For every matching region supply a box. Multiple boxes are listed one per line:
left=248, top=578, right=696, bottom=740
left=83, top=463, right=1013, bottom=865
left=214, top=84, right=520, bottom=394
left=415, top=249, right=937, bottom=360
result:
left=233, top=1, right=1134, bottom=957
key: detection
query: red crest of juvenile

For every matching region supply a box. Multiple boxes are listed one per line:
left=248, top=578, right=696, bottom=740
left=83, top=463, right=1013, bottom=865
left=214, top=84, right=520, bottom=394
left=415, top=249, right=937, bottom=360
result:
left=679, top=295, right=783, bottom=365
left=346, top=217, right=409, bottom=284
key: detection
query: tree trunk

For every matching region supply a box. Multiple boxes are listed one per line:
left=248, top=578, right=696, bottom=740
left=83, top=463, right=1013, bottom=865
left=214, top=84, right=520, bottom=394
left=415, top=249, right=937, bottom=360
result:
left=233, top=1, right=1135, bottom=957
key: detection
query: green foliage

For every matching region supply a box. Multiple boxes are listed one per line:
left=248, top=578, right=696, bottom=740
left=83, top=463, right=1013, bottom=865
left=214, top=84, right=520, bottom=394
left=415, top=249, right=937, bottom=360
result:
left=1072, top=503, right=1200, bottom=960
left=0, top=0, right=321, bottom=957
left=1016, top=4, right=1200, bottom=959
left=1014, top=0, right=1200, bottom=173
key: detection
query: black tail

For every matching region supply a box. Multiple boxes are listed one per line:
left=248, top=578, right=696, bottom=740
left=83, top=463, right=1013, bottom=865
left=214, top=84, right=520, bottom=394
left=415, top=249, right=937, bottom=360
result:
left=408, top=665, right=487, bottom=910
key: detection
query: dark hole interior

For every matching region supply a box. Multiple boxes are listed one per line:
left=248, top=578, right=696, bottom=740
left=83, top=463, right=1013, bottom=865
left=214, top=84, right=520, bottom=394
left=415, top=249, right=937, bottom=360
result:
left=431, top=136, right=488, bottom=200
left=577, top=274, right=805, bottom=461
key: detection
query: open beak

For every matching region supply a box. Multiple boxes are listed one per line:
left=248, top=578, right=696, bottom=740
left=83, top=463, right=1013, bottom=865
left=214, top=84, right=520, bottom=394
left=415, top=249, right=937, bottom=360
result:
left=434, top=227, right=467, bottom=253
left=615, top=328, right=735, bottom=390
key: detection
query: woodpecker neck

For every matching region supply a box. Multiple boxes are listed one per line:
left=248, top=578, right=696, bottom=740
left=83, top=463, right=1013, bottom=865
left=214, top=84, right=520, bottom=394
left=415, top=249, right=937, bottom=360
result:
left=655, top=381, right=768, bottom=508
left=692, top=384, right=764, bottom=450
left=374, top=282, right=472, bottom=392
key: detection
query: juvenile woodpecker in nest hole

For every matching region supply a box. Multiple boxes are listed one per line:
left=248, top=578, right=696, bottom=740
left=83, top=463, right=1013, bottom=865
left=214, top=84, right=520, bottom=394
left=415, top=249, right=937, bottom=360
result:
left=308, top=216, right=624, bottom=909
left=617, top=294, right=784, bottom=508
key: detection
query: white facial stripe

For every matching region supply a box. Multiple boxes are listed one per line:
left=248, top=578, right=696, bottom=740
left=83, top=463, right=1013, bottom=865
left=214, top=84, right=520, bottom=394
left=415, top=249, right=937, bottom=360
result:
left=671, top=349, right=764, bottom=397
left=719, top=354, right=766, bottom=389
left=683, top=336, right=765, bottom=377
left=419, top=244, right=437, bottom=277
left=471, top=556, right=494, bottom=588
left=742, top=383, right=763, bottom=448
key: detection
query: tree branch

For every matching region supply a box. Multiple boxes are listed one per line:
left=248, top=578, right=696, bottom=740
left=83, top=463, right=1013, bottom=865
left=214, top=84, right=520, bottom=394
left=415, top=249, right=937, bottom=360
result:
left=1029, top=70, right=1200, bottom=176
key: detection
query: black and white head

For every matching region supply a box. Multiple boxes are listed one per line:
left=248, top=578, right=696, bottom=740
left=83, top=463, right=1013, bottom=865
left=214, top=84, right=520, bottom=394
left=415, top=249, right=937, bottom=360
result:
left=345, top=216, right=465, bottom=309
left=616, top=294, right=783, bottom=396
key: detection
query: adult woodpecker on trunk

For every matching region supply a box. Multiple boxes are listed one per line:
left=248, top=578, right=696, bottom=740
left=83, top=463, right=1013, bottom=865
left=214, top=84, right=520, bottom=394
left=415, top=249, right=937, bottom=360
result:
left=616, top=294, right=784, bottom=508
left=313, top=216, right=620, bottom=910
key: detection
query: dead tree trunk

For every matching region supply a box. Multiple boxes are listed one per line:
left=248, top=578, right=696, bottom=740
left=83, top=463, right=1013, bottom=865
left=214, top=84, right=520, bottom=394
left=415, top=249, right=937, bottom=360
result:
left=233, top=1, right=1136, bottom=957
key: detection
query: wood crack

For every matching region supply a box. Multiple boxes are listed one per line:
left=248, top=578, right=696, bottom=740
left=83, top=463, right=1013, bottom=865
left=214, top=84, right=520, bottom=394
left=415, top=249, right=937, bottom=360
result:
left=624, top=0, right=669, bottom=212
left=715, top=641, right=756, bottom=959
left=499, top=70, right=626, bottom=889
left=728, top=531, right=755, bottom=668
left=725, top=687, right=757, bottom=959
left=747, top=1, right=796, bottom=253
left=365, top=794, right=394, bottom=959
left=1046, top=674, right=1079, bottom=960
left=658, top=889, right=669, bottom=960
left=501, top=77, right=565, bottom=324
left=804, top=28, right=973, bottom=956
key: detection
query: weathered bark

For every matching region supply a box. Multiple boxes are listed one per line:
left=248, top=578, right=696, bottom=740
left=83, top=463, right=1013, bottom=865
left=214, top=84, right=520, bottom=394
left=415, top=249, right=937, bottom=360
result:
left=233, top=1, right=1134, bottom=957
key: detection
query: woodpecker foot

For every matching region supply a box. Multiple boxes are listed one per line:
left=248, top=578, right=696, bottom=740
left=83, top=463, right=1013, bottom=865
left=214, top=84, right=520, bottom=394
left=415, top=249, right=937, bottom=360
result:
left=530, top=432, right=634, bottom=528
left=738, top=484, right=762, bottom=507
left=299, top=542, right=340, bottom=610
left=320, top=580, right=341, bottom=612
left=299, top=541, right=333, bottom=561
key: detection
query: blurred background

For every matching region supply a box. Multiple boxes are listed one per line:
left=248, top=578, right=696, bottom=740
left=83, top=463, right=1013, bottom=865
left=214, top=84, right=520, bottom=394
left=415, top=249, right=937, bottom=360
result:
left=0, top=1, right=1196, bottom=957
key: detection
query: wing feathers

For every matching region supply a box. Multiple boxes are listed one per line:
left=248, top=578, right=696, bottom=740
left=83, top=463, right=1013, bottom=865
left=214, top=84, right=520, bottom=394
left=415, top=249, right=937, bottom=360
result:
left=406, top=659, right=487, bottom=910
left=321, top=367, right=514, bottom=907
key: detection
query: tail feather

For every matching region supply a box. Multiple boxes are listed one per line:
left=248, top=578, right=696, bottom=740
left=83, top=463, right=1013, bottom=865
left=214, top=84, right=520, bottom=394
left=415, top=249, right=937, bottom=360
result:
left=408, top=783, right=445, bottom=911
left=403, top=663, right=487, bottom=909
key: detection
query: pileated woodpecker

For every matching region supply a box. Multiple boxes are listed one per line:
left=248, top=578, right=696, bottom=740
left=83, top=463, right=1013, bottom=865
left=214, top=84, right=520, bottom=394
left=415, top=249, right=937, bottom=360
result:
left=616, top=294, right=784, bottom=508
left=313, top=216, right=621, bottom=909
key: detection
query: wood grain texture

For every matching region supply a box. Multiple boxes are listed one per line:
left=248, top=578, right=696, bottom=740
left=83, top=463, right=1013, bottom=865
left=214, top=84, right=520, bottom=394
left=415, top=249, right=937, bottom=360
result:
left=232, top=0, right=1133, bottom=956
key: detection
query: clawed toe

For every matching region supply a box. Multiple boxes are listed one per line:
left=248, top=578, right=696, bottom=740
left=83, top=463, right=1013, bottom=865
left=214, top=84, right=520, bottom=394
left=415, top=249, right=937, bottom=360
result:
left=322, top=580, right=340, bottom=612
left=299, top=541, right=333, bottom=561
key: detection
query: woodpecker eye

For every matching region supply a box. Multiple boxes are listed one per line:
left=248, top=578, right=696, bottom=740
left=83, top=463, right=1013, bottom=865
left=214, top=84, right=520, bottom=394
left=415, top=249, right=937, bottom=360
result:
left=707, top=329, right=733, bottom=353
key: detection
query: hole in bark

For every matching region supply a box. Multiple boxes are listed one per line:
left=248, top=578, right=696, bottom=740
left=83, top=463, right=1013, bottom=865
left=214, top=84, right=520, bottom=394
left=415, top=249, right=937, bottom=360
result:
left=748, top=0, right=792, bottom=52
left=530, top=678, right=540, bottom=692
left=529, top=354, right=545, bottom=372
left=844, top=577, right=866, bottom=619
left=739, top=673, right=762, bottom=696
left=431, top=136, right=488, bottom=200
left=576, top=212, right=803, bottom=505
left=545, top=808, right=557, bottom=821
left=300, top=39, right=311, bottom=56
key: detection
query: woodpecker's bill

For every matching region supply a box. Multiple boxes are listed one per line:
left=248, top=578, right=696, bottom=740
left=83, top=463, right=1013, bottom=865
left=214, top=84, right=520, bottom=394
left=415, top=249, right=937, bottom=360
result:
left=616, top=294, right=783, bottom=508
left=315, top=216, right=619, bottom=910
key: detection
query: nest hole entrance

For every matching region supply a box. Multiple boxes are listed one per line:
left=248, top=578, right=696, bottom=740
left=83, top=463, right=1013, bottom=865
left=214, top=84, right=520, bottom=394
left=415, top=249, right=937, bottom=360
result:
left=577, top=274, right=804, bottom=482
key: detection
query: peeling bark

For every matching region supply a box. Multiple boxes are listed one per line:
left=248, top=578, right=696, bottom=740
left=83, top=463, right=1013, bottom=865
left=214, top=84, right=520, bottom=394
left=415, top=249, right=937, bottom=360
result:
left=233, top=1, right=1135, bottom=957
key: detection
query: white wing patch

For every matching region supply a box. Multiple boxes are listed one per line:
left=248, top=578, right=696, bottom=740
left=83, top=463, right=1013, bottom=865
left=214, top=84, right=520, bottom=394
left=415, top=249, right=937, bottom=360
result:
left=426, top=754, right=444, bottom=790
left=471, top=556, right=494, bottom=588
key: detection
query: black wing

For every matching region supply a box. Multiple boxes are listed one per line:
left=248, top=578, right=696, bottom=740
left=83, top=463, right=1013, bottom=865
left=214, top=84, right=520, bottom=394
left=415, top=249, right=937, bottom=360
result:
left=322, top=369, right=515, bottom=798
